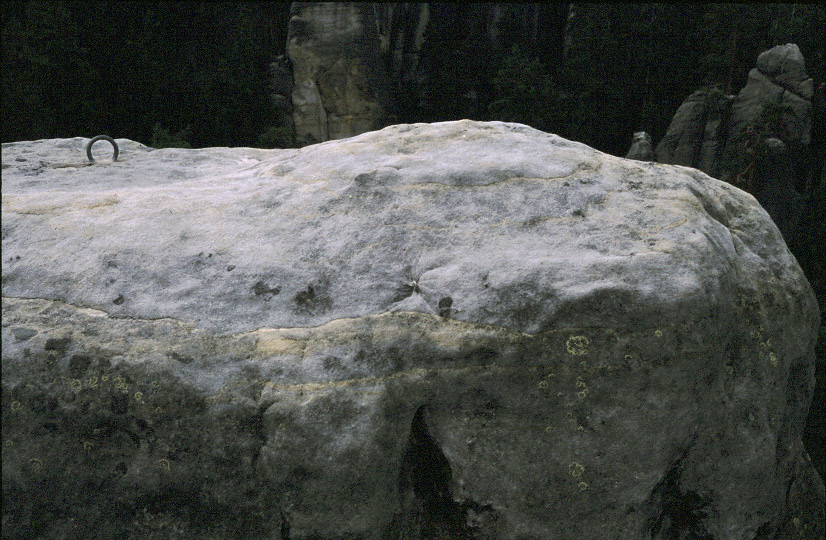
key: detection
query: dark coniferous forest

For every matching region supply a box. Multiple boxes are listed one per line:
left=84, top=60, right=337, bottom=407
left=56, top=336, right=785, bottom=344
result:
left=2, top=2, right=823, bottom=155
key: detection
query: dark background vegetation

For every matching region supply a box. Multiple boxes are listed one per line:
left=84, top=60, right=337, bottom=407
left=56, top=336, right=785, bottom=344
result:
left=2, top=1, right=824, bottom=483
left=2, top=1, right=292, bottom=148
left=3, top=2, right=823, bottom=154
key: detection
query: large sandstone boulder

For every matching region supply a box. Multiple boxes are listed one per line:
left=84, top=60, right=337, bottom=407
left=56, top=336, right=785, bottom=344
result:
left=2, top=121, right=822, bottom=540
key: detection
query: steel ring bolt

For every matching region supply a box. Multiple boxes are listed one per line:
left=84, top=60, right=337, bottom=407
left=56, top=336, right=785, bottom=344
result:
left=86, top=135, right=119, bottom=162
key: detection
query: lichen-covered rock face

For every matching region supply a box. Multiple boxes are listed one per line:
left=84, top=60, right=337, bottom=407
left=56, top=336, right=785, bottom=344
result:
left=2, top=121, right=822, bottom=540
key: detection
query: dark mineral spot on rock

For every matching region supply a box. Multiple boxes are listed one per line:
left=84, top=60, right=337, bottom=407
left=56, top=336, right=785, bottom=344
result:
left=135, top=417, right=151, bottom=433
left=465, top=347, right=498, bottom=363
left=294, top=285, right=315, bottom=306
left=113, top=295, right=125, bottom=305
left=110, top=392, right=129, bottom=415
left=68, top=355, right=92, bottom=378
left=11, top=327, right=37, bottom=341
left=322, top=356, right=343, bottom=371
left=438, top=297, right=453, bottom=318
left=44, top=337, right=71, bottom=355
left=29, top=394, right=59, bottom=415
left=226, top=265, right=235, bottom=271
left=354, top=171, right=377, bottom=186
left=252, top=280, right=281, bottom=298
left=391, top=281, right=421, bottom=302
left=168, top=351, right=194, bottom=364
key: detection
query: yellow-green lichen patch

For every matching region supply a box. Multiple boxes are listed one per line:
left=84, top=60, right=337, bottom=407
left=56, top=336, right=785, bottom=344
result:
left=566, top=335, right=590, bottom=356
left=568, top=462, right=585, bottom=477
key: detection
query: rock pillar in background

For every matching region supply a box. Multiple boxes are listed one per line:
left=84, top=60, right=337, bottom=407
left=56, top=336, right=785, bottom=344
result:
left=729, top=43, right=814, bottom=150
left=655, top=89, right=734, bottom=177
left=267, top=55, right=295, bottom=135
left=657, top=44, right=814, bottom=185
left=656, top=44, right=817, bottom=260
left=625, top=131, right=654, bottom=161
left=286, top=2, right=393, bottom=145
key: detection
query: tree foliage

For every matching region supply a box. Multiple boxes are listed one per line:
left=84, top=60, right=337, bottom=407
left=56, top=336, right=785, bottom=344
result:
left=1, top=1, right=291, bottom=147
left=488, top=45, right=558, bottom=131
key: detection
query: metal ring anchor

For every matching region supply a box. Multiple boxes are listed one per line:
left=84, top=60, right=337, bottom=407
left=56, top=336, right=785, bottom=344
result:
left=86, top=135, right=119, bottom=162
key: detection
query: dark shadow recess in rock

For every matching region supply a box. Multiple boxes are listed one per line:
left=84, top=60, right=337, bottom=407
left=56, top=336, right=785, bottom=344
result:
left=389, top=405, right=495, bottom=539
left=645, top=449, right=714, bottom=540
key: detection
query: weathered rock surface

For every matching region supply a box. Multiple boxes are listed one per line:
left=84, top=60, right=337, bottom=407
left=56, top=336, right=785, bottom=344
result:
left=728, top=44, right=814, bottom=149
left=655, top=89, right=734, bottom=178
left=287, top=2, right=393, bottom=145
left=2, top=121, right=822, bottom=540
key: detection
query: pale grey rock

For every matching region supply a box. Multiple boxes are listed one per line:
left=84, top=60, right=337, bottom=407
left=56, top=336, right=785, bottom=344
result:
left=656, top=90, right=704, bottom=166
left=2, top=122, right=822, bottom=540
left=756, top=43, right=814, bottom=99
left=655, top=89, right=733, bottom=177
left=729, top=44, right=814, bottom=148
left=287, top=2, right=393, bottom=145
left=625, top=131, right=654, bottom=161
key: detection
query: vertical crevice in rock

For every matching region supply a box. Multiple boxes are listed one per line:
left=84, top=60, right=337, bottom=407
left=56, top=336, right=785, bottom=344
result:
left=645, top=450, right=714, bottom=540
left=279, top=506, right=291, bottom=540
left=393, top=405, right=474, bottom=540
left=692, top=96, right=711, bottom=170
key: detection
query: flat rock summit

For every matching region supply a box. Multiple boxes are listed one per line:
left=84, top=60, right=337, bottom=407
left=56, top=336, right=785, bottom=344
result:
left=2, top=121, right=822, bottom=539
